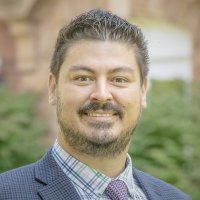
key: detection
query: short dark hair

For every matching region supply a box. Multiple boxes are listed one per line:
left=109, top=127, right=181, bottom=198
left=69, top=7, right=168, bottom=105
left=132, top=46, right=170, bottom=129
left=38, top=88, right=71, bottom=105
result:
left=50, top=9, right=149, bottom=83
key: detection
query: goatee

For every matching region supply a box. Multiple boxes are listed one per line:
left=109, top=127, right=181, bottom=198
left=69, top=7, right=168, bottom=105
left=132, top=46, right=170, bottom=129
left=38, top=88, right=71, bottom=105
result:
left=56, top=96, right=141, bottom=158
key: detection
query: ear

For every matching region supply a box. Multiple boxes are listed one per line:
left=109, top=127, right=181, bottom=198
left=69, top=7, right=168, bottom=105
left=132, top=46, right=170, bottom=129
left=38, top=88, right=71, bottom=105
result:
left=141, top=78, right=148, bottom=109
left=48, top=73, right=57, bottom=106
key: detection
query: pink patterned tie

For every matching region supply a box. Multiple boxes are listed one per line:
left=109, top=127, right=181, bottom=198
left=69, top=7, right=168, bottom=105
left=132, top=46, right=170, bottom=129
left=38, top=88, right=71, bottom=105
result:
left=105, top=180, right=128, bottom=200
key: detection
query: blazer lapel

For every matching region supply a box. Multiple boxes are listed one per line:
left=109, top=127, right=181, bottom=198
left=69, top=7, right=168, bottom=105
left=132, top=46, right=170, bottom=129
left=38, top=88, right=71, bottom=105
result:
left=34, top=150, right=81, bottom=200
left=133, top=168, right=164, bottom=200
left=34, top=150, right=164, bottom=200
left=37, top=176, right=82, bottom=200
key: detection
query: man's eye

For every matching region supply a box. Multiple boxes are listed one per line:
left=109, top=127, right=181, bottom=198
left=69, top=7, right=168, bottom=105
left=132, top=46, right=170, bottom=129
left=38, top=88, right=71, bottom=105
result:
left=113, top=77, right=128, bottom=83
left=115, top=78, right=126, bottom=82
left=111, top=77, right=130, bottom=87
left=73, top=76, right=94, bottom=85
left=75, top=76, right=91, bottom=81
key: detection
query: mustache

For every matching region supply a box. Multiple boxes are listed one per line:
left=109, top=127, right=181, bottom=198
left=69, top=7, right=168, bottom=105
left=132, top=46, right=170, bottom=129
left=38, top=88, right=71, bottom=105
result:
left=78, top=102, right=124, bottom=119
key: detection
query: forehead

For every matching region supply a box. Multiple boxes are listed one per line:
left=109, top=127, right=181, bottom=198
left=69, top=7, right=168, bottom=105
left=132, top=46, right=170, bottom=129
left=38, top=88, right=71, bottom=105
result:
left=61, top=40, right=139, bottom=74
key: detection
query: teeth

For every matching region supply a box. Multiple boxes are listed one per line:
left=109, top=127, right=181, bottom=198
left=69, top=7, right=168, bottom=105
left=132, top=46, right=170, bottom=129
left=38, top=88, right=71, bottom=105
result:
left=87, top=113, right=112, bottom=117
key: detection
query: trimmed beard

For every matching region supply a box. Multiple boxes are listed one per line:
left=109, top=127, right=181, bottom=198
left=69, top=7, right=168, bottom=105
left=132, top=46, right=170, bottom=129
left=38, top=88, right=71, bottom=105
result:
left=56, top=95, right=141, bottom=158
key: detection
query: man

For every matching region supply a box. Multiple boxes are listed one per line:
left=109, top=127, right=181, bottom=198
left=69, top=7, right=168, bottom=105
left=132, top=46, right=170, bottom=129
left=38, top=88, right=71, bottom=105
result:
left=0, top=9, right=191, bottom=200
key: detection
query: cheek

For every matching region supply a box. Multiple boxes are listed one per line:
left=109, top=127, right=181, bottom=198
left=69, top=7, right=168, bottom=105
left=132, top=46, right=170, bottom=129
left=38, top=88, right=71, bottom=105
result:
left=114, top=87, right=141, bottom=108
left=118, top=91, right=141, bottom=120
left=58, top=87, right=90, bottom=117
left=58, top=99, right=79, bottom=124
left=126, top=99, right=141, bottom=116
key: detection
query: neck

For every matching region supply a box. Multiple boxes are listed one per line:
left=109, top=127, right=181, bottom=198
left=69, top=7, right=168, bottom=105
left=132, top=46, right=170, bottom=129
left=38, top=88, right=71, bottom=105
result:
left=57, top=134, right=129, bottom=178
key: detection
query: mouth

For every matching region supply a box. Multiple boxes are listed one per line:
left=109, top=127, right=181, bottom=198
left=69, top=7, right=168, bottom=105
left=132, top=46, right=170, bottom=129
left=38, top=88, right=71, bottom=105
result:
left=81, top=110, right=119, bottom=123
left=78, top=102, right=123, bottom=120
left=84, top=111, right=118, bottom=117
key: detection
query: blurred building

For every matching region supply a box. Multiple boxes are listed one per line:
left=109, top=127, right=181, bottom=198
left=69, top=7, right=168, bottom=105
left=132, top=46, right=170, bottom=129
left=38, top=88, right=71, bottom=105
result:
left=0, top=0, right=200, bottom=90
left=0, top=0, right=200, bottom=136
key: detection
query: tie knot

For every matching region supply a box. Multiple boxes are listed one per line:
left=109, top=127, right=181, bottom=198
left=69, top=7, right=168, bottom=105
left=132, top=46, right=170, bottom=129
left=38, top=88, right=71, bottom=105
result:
left=105, top=180, right=128, bottom=200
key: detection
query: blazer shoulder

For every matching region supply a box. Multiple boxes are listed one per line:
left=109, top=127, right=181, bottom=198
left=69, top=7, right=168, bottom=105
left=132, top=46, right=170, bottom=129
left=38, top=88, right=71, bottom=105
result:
left=0, top=161, right=42, bottom=199
left=0, top=162, right=36, bottom=186
left=133, top=168, right=191, bottom=200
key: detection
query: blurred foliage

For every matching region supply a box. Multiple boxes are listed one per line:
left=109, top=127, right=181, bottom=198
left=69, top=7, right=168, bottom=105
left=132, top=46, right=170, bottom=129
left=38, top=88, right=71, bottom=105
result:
left=129, top=80, right=200, bottom=200
left=0, top=87, right=46, bottom=172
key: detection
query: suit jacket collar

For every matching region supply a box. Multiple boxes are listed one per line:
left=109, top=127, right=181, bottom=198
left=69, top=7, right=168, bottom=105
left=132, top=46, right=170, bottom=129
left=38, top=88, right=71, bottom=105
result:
left=133, top=168, right=163, bottom=200
left=34, top=149, right=81, bottom=200
left=34, top=149, right=163, bottom=200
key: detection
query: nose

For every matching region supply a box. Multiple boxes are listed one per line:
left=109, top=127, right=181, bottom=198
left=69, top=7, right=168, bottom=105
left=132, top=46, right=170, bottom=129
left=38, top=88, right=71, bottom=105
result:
left=90, top=79, right=113, bottom=103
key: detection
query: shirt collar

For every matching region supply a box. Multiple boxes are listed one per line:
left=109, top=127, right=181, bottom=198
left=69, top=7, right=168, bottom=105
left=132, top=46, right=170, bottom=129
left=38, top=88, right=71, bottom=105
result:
left=52, top=140, right=136, bottom=198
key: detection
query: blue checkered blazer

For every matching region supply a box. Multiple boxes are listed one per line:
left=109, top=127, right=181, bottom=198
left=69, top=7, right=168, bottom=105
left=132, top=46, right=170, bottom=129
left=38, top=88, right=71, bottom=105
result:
left=0, top=149, right=191, bottom=200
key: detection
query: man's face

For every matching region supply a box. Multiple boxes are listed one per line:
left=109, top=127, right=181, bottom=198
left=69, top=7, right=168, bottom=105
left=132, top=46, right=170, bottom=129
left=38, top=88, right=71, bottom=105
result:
left=48, top=40, right=147, bottom=157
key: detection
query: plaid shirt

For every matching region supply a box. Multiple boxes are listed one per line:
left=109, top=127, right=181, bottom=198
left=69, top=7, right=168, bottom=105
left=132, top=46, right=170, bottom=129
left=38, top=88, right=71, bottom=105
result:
left=52, top=140, right=147, bottom=200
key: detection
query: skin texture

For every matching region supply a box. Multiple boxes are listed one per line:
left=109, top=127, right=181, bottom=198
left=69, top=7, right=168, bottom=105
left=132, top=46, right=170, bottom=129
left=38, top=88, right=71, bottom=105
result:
left=48, top=40, right=147, bottom=177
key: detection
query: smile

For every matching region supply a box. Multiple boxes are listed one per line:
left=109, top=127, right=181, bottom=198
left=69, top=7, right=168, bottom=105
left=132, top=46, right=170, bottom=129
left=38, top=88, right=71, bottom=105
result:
left=84, top=110, right=118, bottom=117
left=81, top=110, right=119, bottom=124
left=86, top=113, right=115, bottom=117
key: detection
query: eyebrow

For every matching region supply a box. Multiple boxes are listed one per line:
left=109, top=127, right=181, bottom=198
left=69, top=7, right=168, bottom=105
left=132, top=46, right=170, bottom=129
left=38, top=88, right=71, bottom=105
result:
left=108, top=67, right=134, bottom=74
left=68, top=65, right=134, bottom=74
left=68, top=65, right=95, bottom=73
